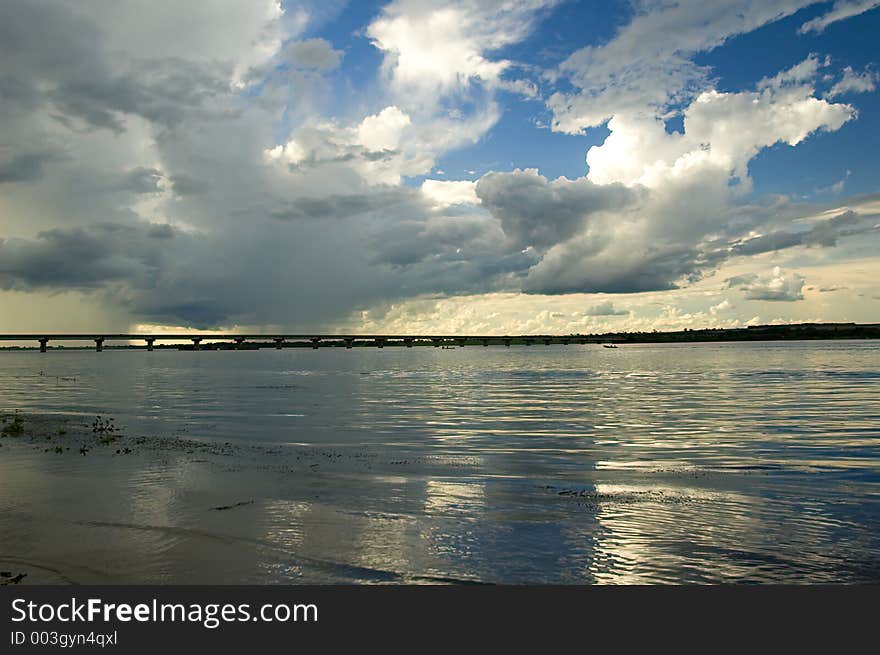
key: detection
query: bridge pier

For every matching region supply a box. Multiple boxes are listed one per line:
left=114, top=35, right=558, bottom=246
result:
left=146, top=338, right=155, bottom=352
left=94, top=338, right=104, bottom=352
left=544, top=338, right=552, bottom=346
left=234, top=337, right=245, bottom=350
left=561, top=338, right=570, bottom=345
left=482, top=338, right=489, bottom=347
left=432, top=338, right=442, bottom=347
left=456, top=338, right=466, bottom=347
left=524, top=338, right=533, bottom=346
left=191, top=337, right=202, bottom=351
left=39, top=338, right=48, bottom=353
left=503, top=337, right=511, bottom=347
left=274, top=338, right=284, bottom=350
left=376, top=338, right=385, bottom=348
left=344, top=338, right=354, bottom=349
left=311, top=338, right=321, bottom=349
left=404, top=338, right=413, bottom=348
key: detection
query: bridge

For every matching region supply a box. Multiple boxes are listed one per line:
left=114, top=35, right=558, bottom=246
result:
left=0, top=334, right=596, bottom=352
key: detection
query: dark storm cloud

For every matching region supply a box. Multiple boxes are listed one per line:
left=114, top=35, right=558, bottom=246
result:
left=369, top=213, right=504, bottom=267
left=168, top=174, right=211, bottom=196
left=286, top=147, right=402, bottom=172
left=46, top=59, right=232, bottom=134
left=731, top=230, right=805, bottom=255
left=116, top=167, right=164, bottom=194
left=266, top=188, right=412, bottom=221
left=0, top=222, right=179, bottom=291
left=731, top=210, right=878, bottom=255
left=146, top=223, right=176, bottom=239
left=131, top=299, right=234, bottom=328
left=0, top=150, right=56, bottom=183
left=1, top=0, right=874, bottom=332
left=475, top=169, right=636, bottom=250
left=523, top=240, right=704, bottom=294
left=474, top=168, right=739, bottom=296
left=0, top=217, right=398, bottom=329
left=0, top=1, right=231, bottom=136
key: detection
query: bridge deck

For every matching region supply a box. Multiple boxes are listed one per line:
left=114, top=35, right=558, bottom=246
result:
left=0, top=333, right=587, bottom=351
left=0, top=334, right=568, bottom=340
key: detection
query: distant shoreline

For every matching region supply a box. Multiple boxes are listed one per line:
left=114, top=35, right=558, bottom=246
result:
left=0, top=322, right=878, bottom=350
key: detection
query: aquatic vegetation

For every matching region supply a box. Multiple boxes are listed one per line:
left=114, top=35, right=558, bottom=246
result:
left=0, top=572, right=27, bottom=586
left=92, top=416, right=122, bottom=445
left=212, top=500, right=255, bottom=511
left=91, top=415, right=116, bottom=435
left=1, top=413, right=24, bottom=437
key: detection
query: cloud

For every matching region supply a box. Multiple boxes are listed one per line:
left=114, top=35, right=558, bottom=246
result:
left=727, top=267, right=806, bottom=301
left=475, top=168, right=636, bottom=250
left=283, top=38, right=343, bottom=70
left=264, top=188, right=412, bottom=222
left=420, top=179, right=479, bottom=207
left=523, top=237, right=708, bottom=294
left=0, top=2, right=250, bottom=134
left=585, top=59, right=855, bottom=187
left=90, top=0, right=286, bottom=84
left=117, top=167, right=164, bottom=194
left=0, top=0, right=876, bottom=334
left=827, top=66, right=879, bottom=98
left=360, top=0, right=555, bottom=180
left=0, top=222, right=181, bottom=291
left=548, top=1, right=818, bottom=133
left=484, top=66, right=857, bottom=296
left=265, top=104, right=502, bottom=185
left=584, top=300, right=628, bottom=316
left=367, top=0, right=556, bottom=101
left=730, top=210, right=879, bottom=255
left=168, top=173, right=211, bottom=196
left=799, top=0, right=880, bottom=33
left=0, top=150, right=57, bottom=184
left=710, top=299, right=732, bottom=315
left=265, top=107, right=417, bottom=184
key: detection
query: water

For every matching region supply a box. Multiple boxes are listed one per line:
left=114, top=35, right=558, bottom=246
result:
left=1, top=341, right=879, bottom=583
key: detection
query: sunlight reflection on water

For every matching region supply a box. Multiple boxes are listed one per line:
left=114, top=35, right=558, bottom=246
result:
left=0, top=340, right=878, bottom=583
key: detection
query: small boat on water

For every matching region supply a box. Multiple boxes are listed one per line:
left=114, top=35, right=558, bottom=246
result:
left=602, top=344, right=618, bottom=349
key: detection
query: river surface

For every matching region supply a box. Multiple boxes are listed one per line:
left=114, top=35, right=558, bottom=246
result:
left=1, top=341, right=878, bottom=583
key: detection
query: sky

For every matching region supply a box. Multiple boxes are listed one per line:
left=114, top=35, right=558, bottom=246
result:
left=1, top=0, right=879, bottom=335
